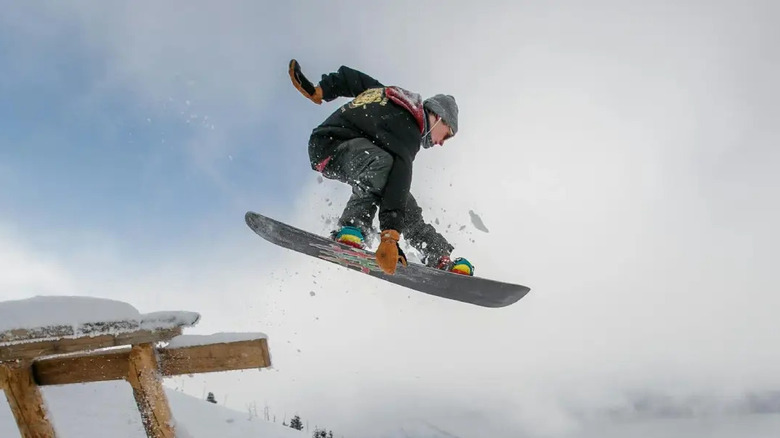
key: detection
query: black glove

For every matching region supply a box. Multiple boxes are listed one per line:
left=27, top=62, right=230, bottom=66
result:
left=288, top=59, right=323, bottom=104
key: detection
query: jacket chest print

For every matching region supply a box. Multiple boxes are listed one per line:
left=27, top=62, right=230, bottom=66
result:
left=343, top=88, right=388, bottom=112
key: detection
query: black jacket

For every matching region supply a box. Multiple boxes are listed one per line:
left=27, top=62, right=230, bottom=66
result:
left=308, top=66, right=425, bottom=232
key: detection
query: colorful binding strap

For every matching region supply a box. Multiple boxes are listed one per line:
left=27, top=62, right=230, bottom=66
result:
left=335, top=226, right=365, bottom=249
left=450, top=257, right=474, bottom=276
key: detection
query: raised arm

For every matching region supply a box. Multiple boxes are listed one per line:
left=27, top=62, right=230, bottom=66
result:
left=318, top=65, right=384, bottom=101
left=289, top=59, right=383, bottom=104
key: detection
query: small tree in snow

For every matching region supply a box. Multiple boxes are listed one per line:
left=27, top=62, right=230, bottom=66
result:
left=289, top=415, right=304, bottom=430
left=312, top=427, right=335, bottom=437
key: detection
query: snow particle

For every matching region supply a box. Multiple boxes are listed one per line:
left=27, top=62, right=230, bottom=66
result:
left=469, top=210, right=490, bottom=233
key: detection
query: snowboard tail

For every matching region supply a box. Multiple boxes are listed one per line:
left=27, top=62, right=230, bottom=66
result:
left=245, top=211, right=530, bottom=308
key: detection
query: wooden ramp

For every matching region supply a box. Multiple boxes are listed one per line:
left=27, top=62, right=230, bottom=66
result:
left=0, top=307, right=271, bottom=438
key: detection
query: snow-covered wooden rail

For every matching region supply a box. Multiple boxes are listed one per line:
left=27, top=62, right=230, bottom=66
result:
left=0, top=297, right=272, bottom=438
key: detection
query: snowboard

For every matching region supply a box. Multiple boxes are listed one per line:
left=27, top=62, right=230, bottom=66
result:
left=245, top=211, right=530, bottom=308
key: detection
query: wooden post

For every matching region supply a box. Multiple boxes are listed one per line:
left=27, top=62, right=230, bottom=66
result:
left=0, top=362, right=57, bottom=438
left=127, top=344, right=175, bottom=438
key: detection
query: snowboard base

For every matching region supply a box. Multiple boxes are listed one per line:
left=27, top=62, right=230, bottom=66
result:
left=245, top=211, right=530, bottom=308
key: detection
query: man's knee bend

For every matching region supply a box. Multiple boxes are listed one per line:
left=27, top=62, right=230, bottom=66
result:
left=363, top=152, right=392, bottom=190
left=367, top=149, right=393, bottom=173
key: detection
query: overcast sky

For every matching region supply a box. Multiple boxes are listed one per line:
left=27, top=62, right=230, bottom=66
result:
left=2, top=1, right=779, bottom=437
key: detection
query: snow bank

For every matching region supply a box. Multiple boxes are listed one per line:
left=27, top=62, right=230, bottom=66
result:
left=0, top=296, right=139, bottom=333
left=0, top=296, right=200, bottom=345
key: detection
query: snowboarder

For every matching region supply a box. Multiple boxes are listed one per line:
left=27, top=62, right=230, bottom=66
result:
left=288, top=59, right=474, bottom=277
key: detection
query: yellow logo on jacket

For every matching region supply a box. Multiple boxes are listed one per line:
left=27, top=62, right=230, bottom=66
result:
left=343, top=88, right=388, bottom=111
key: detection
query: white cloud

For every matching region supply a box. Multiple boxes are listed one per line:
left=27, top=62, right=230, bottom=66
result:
left=0, top=225, right=76, bottom=297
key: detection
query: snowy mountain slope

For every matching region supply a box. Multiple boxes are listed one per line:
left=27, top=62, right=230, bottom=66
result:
left=556, top=413, right=780, bottom=438
left=372, top=414, right=780, bottom=438
left=0, top=380, right=305, bottom=438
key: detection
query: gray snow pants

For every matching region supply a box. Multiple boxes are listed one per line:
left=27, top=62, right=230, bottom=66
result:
left=322, top=137, right=454, bottom=263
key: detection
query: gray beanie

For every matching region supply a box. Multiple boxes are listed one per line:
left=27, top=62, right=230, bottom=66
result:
left=423, top=94, right=458, bottom=136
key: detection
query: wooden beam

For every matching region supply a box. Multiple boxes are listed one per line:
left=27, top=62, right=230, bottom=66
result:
left=34, top=350, right=130, bottom=385
left=159, top=338, right=271, bottom=375
left=33, top=339, right=270, bottom=386
left=0, top=327, right=182, bottom=362
left=127, top=344, right=175, bottom=438
left=0, top=362, right=57, bottom=438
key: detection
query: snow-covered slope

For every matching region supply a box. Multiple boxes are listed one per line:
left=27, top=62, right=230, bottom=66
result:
left=0, top=380, right=305, bottom=438
left=371, top=413, right=780, bottom=438
left=3, top=382, right=780, bottom=438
